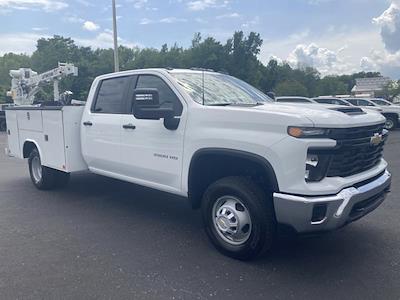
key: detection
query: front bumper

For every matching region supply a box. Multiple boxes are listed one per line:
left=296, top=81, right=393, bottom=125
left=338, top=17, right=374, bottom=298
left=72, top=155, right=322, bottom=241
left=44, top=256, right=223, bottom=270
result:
left=273, top=170, right=391, bottom=233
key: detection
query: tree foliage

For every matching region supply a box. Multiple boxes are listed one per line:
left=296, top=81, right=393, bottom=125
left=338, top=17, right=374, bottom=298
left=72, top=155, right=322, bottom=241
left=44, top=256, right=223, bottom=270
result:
left=0, top=32, right=395, bottom=103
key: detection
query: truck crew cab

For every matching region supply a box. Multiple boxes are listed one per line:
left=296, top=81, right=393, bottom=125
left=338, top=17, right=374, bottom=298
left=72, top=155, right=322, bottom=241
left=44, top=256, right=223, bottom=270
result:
left=5, top=69, right=392, bottom=260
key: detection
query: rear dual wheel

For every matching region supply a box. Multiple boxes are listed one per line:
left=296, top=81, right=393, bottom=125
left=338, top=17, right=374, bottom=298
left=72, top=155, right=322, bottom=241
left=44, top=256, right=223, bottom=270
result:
left=28, top=148, right=70, bottom=190
left=202, top=176, right=276, bottom=260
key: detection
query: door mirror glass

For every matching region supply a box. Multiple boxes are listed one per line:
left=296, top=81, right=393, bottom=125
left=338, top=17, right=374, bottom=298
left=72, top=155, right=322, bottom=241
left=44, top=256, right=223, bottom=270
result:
left=133, top=88, right=175, bottom=120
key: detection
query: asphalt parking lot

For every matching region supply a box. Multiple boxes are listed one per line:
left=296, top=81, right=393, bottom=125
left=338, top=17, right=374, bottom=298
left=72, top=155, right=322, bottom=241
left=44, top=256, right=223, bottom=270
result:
left=0, top=131, right=399, bottom=299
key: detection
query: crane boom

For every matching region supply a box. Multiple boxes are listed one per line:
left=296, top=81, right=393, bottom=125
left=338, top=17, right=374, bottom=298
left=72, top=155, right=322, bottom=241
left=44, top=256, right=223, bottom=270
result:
left=7, top=63, right=78, bottom=106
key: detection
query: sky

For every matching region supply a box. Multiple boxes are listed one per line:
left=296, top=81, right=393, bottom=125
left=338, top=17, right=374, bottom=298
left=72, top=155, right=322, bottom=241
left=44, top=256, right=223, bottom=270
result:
left=0, top=0, right=399, bottom=78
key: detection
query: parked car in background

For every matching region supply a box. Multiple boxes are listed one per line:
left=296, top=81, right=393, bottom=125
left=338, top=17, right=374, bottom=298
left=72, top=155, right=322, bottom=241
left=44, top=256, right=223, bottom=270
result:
left=345, top=98, right=400, bottom=130
left=275, top=96, right=317, bottom=104
left=313, top=97, right=352, bottom=106
left=370, top=98, right=400, bottom=106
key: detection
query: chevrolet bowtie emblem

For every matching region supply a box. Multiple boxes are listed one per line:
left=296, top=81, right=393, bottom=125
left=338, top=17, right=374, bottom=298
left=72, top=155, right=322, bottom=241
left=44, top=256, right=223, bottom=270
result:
left=370, top=133, right=383, bottom=146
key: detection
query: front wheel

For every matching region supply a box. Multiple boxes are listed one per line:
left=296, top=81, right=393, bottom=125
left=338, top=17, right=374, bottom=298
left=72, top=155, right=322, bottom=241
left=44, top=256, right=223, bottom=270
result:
left=384, top=116, right=398, bottom=130
left=202, top=176, right=276, bottom=260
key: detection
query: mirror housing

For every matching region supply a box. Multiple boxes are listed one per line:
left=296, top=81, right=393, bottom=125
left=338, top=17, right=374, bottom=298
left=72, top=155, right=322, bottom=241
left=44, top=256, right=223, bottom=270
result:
left=266, top=91, right=276, bottom=100
left=133, top=88, right=175, bottom=120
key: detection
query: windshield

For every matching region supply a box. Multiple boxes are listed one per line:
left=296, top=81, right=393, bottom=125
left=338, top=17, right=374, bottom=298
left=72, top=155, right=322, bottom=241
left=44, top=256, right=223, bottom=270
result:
left=171, top=72, right=272, bottom=105
left=372, top=100, right=391, bottom=106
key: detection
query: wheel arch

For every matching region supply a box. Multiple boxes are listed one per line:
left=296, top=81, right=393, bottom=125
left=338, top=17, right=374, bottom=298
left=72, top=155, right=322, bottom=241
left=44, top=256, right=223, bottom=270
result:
left=382, top=112, right=399, bottom=120
left=22, top=139, right=42, bottom=159
left=188, top=148, right=279, bottom=209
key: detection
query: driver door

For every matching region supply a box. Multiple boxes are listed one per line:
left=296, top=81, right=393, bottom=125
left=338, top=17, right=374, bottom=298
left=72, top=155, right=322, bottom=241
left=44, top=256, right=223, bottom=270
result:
left=119, top=74, right=186, bottom=193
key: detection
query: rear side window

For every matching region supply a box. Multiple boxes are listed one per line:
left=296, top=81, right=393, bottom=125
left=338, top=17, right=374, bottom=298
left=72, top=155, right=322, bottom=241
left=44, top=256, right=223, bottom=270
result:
left=136, top=75, right=183, bottom=115
left=93, top=76, right=131, bottom=114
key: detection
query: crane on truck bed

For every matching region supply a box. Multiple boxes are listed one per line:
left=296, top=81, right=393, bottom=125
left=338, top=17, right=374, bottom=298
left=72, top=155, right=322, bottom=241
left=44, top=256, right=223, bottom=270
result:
left=7, top=63, right=78, bottom=106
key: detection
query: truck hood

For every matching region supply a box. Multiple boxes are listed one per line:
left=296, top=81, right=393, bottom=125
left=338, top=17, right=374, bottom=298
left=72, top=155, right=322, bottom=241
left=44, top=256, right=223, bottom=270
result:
left=253, top=102, right=386, bottom=128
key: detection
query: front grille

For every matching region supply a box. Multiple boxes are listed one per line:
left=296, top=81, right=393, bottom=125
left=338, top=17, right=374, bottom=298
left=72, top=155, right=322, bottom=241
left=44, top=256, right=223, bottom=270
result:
left=326, top=123, right=387, bottom=177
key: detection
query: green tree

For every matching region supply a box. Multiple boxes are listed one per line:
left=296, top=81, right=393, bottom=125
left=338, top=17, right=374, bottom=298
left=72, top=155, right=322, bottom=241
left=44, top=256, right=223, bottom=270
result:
left=275, top=80, right=308, bottom=96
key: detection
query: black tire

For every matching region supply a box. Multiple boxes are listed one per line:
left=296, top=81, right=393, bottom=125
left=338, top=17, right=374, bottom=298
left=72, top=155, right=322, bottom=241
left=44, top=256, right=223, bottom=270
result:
left=202, top=176, right=276, bottom=260
left=384, top=116, right=398, bottom=130
left=28, top=148, right=58, bottom=190
left=0, top=119, right=6, bottom=132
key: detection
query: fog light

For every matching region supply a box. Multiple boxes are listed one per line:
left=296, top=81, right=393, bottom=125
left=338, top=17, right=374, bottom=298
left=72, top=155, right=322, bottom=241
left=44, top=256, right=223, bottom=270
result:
left=311, top=204, right=327, bottom=224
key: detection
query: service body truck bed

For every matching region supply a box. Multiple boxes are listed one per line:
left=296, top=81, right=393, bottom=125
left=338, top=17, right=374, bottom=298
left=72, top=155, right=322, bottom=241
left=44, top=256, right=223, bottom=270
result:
left=6, top=105, right=87, bottom=173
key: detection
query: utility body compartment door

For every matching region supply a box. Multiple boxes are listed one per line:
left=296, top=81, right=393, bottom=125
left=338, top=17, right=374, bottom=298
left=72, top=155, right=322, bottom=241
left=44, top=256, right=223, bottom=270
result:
left=5, top=110, right=21, bottom=157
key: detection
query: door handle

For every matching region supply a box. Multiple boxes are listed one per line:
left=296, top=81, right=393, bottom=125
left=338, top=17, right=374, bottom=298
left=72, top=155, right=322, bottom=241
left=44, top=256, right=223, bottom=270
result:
left=83, top=121, right=93, bottom=126
left=123, top=124, right=136, bottom=130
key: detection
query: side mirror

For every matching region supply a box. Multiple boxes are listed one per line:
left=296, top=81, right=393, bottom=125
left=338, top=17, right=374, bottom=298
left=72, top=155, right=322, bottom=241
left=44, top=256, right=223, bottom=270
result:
left=133, top=88, right=175, bottom=120
left=266, top=91, right=276, bottom=100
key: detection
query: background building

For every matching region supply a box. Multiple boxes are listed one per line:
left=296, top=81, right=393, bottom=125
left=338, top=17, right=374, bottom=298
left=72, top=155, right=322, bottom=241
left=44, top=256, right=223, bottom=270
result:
left=351, top=77, right=391, bottom=98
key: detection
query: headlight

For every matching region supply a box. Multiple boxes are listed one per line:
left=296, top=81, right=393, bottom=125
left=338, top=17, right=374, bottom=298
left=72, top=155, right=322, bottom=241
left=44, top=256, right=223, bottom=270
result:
left=305, top=152, right=332, bottom=182
left=288, top=127, right=331, bottom=138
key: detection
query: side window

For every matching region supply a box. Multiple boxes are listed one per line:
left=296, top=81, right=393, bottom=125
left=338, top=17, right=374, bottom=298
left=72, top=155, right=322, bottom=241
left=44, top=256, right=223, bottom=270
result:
left=93, top=76, right=131, bottom=114
left=136, top=75, right=183, bottom=115
left=347, top=99, right=358, bottom=106
left=358, top=99, right=373, bottom=106
left=317, top=99, right=331, bottom=104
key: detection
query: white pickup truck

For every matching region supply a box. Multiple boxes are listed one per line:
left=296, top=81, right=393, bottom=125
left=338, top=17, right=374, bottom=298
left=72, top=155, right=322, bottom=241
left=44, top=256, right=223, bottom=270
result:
left=5, top=69, right=392, bottom=260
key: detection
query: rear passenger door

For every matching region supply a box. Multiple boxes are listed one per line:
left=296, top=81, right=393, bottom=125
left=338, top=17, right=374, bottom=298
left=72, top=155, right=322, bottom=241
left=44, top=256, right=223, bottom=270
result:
left=120, top=74, right=186, bottom=193
left=81, top=75, right=134, bottom=174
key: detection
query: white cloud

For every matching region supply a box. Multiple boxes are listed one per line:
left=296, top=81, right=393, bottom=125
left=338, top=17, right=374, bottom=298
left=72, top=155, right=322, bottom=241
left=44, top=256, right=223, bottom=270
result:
left=140, top=17, right=187, bottom=25
left=0, top=0, right=67, bottom=12
left=83, top=21, right=100, bottom=31
left=367, top=1, right=400, bottom=77
left=31, top=27, right=48, bottom=31
left=126, top=0, right=157, bottom=10
left=74, top=30, right=138, bottom=49
left=64, top=15, right=84, bottom=23
left=216, top=12, right=240, bottom=19
left=373, top=0, right=400, bottom=53
left=127, top=0, right=148, bottom=9
left=187, top=0, right=229, bottom=11
left=287, top=43, right=347, bottom=74
left=242, top=16, right=260, bottom=28
left=74, top=0, right=93, bottom=6
left=160, top=17, right=187, bottom=23
left=0, top=30, right=138, bottom=56
left=260, top=28, right=388, bottom=76
left=0, top=32, right=49, bottom=55
left=360, top=49, right=400, bottom=78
